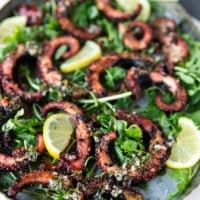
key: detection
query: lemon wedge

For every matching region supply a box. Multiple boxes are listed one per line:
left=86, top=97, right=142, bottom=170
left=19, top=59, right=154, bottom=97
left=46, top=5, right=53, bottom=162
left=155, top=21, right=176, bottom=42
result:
left=0, top=16, right=27, bottom=43
left=43, top=113, right=75, bottom=159
left=115, top=0, right=151, bottom=21
left=60, top=40, right=102, bottom=73
left=166, top=117, right=200, bottom=169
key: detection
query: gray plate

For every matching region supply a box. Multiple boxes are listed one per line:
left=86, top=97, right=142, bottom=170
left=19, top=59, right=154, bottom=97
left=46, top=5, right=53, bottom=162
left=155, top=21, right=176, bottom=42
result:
left=0, top=1, right=200, bottom=200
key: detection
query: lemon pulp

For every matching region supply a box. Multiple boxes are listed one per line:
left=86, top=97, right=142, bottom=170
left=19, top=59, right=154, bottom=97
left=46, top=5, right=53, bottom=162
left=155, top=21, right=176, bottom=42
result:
left=43, top=113, right=75, bottom=159
left=166, top=117, right=200, bottom=169
left=0, top=16, right=27, bottom=43
left=60, top=40, right=102, bottom=73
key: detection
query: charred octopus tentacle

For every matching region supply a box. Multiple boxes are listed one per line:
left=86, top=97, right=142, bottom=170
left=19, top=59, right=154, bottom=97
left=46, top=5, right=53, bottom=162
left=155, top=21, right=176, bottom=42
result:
left=87, top=53, right=154, bottom=97
left=56, top=0, right=101, bottom=40
left=1, top=44, right=43, bottom=102
left=8, top=170, right=71, bottom=197
left=42, top=101, right=91, bottom=172
left=96, top=110, right=168, bottom=183
left=150, top=71, right=187, bottom=112
left=0, top=151, right=29, bottom=171
left=123, top=21, right=153, bottom=50
left=95, top=0, right=142, bottom=21
left=38, top=36, right=80, bottom=86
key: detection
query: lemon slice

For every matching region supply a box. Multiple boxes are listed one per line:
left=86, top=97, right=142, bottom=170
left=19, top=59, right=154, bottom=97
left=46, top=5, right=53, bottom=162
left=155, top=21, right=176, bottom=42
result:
left=43, top=113, right=75, bottom=159
left=115, top=0, right=151, bottom=21
left=60, top=40, right=102, bottom=73
left=166, top=117, right=200, bottom=169
left=0, top=16, right=27, bottom=43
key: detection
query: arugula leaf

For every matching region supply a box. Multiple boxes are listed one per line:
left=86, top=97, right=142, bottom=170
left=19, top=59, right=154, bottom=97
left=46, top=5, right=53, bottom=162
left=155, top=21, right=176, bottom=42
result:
left=103, top=66, right=126, bottom=90
left=125, top=124, right=142, bottom=140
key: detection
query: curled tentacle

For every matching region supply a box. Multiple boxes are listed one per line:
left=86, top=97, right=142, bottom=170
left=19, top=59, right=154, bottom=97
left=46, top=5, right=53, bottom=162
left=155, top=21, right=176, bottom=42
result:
left=150, top=71, right=187, bottom=112
left=123, top=21, right=152, bottom=50
left=95, top=0, right=142, bottom=21
left=18, top=4, right=42, bottom=26
left=56, top=1, right=101, bottom=40
left=38, top=36, right=80, bottom=86
left=86, top=53, right=154, bottom=97
left=8, top=171, right=71, bottom=197
left=96, top=110, right=168, bottom=183
left=1, top=44, right=43, bottom=102
left=86, top=54, right=120, bottom=97
left=42, top=101, right=91, bottom=172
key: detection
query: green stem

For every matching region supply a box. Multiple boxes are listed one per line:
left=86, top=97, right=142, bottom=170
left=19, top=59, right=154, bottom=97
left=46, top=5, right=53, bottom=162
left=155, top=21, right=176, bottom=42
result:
left=79, top=91, right=132, bottom=104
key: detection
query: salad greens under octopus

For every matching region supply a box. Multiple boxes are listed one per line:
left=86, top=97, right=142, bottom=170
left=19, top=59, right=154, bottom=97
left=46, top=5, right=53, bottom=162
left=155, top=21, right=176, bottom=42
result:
left=0, top=0, right=200, bottom=199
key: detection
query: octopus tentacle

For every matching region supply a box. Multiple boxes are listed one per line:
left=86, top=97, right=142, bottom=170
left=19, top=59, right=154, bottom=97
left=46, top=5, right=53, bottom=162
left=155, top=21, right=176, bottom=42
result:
left=87, top=53, right=154, bottom=97
left=95, top=0, right=142, bottom=21
left=150, top=71, right=187, bottom=112
left=1, top=44, right=43, bottom=102
left=8, top=171, right=71, bottom=197
left=56, top=1, right=101, bottom=40
left=38, top=36, right=79, bottom=86
left=96, top=110, right=168, bottom=183
left=42, top=101, right=91, bottom=172
left=123, top=21, right=152, bottom=50
left=0, top=151, right=29, bottom=171
left=86, top=54, right=120, bottom=97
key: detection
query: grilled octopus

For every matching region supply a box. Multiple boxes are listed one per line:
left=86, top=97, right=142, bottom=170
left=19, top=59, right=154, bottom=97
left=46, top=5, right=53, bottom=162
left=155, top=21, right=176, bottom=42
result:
left=95, top=0, right=142, bottom=21
left=80, top=176, right=144, bottom=200
left=38, top=36, right=80, bottom=86
left=1, top=44, right=43, bottom=102
left=42, top=101, right=91, bottom=172
left=0, top=148, right=29, bottom=171
left=56, top=0, right=101, bottom=40
left=86, top=53, right=154, bottom=97
left=150, top=71, right=187, bottom=112
left=123, top=21, right=153, bottom=50
left=152, top=17, right=189, bottom=65
left=8, top=170, right=72, bottom=197
left=96, top=110, right=168, bottom=184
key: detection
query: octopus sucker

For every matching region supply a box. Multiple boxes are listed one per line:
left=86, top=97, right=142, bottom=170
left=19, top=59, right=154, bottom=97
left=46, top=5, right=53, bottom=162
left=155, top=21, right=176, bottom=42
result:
left=123, top=21, right=153, bottom=50
left=96, top=110, right=168, bottom=183
left=42, top=101, right=91, bottom=172
left=7, top=171, right=69, bottom=197
left=56, top=1, right=101, bottom=40
left=1, top=44, right=43, bottom=102
left=150, top=71, right=187, bottom=112
left=38, top=36, right=79, bottom=86
left=95, top=0, right=142, bottom=21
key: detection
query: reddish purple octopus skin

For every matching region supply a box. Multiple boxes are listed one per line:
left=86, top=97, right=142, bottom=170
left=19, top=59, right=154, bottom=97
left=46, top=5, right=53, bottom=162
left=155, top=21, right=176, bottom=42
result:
left=96, top=110, right=168, bottom=183
left=123, top=21, right=153, bottom=50
left=38, top=36, right=80, bottom=86
left=7, top=170, right=71, bottom=197
left=1, top=44, right=43, bottom=102
left=0, top=148, right=29, bottom=171
left=95, top=0, right=142, bottom=21
left=150, top=71, right=187, bottom=112
left=42, top=101, right=91, bottom=172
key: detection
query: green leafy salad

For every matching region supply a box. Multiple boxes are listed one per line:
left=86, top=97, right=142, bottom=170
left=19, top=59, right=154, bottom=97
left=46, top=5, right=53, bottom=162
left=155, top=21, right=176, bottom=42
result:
left=0, top=0, right=200, bottom=200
